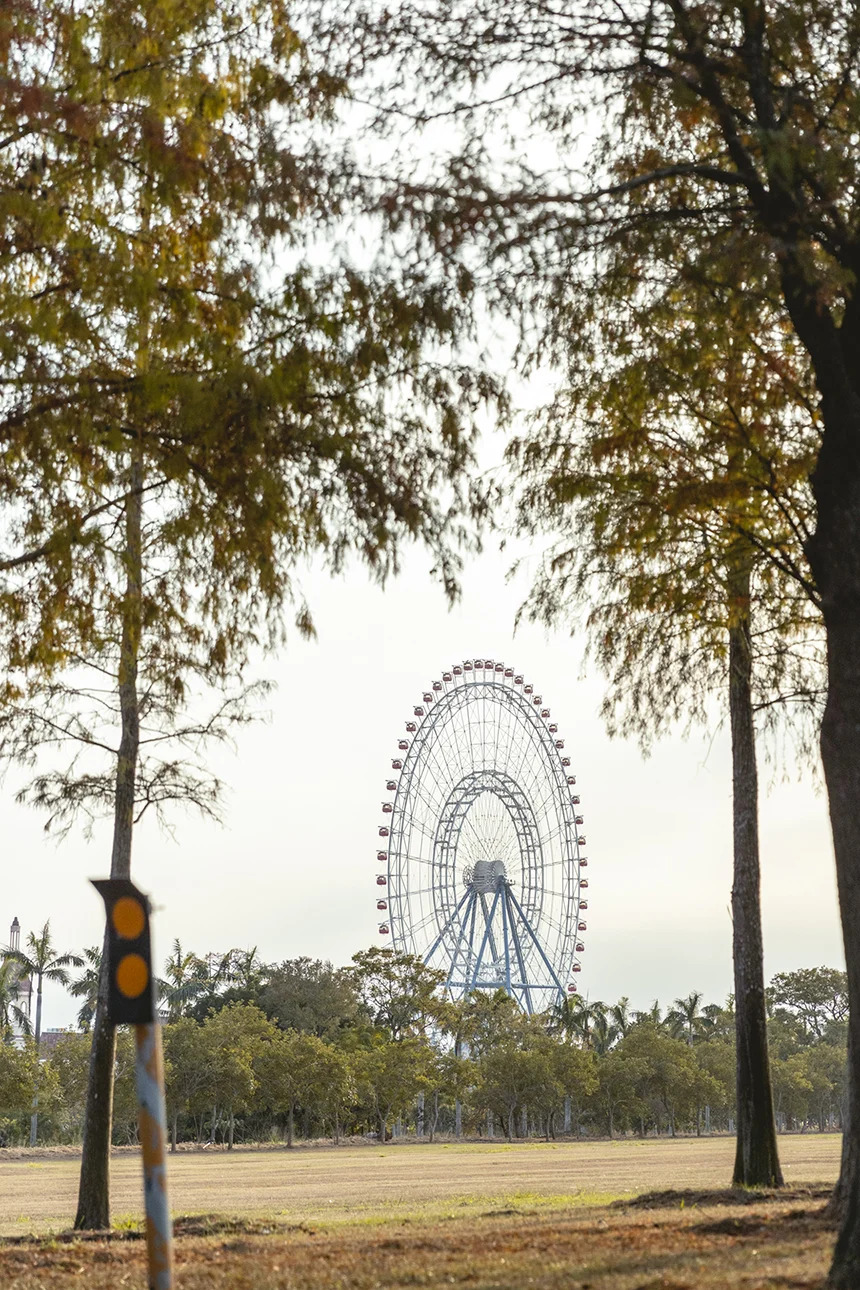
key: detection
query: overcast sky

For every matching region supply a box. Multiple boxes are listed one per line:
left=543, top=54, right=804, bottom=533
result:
left=0, top=527, right=842, bottom=1033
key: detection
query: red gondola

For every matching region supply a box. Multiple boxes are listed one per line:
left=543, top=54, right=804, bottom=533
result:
left=578, top=921, right=587, bottom=931
left=571, top=794, right=580, bottom=804
left=377, top=850, right=387, bottom=862
left=514, top=674, right=523, bottom=684
left=433, top=680, right=443, bottom=691
left=576, top=941, right=585, bottom=952
left=561, top=756, right=570, bottom=766
left=555, top=739, right=564, bottom=749
left=567, top=983, right=578, bottom=993
left=541, top=708, right=550, bottom=718
left=423, top=692, right=433, bottom=703
left=379, top=826, right=390, bottom=837
left=382, top=802, right=393, bottom=813
left=392, top=759, right=403, bottom=770
left=376, top=875, right=387, bottom=885
left=580, top=900, right=588, bottom=910
left=548, top=723, right=558, bottom=733
left=463, top=661, right=473, bottom=671
left=495, top=663, right=504, bottom=673
left=572, top=964, right=582, bottom=973
left=398, top=739, right=409, bottom=750
left=533, top=694, right=542, bottom=705
left=406, top=721, right=417, bottom=732
left=413, top=706, right=425, bottom=717
left=505, top=667, right=514, bottom=677
left=377, top=900, right=387, bottom=911
left=567, top=775, right=576, bottom=785
left=386, top=780, right=397, bottom=791
left=524, top=683, right=533, bottom=694
left=443, top=671, right=453, bottom=681
left=579, top=857, right=588, bottom=867
left=378, top=924, right=389, bottom=935
left=580, top=877, right=589, bottom=887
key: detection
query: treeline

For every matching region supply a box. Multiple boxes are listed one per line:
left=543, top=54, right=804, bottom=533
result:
left=0, top=948, right=847, bottom=1148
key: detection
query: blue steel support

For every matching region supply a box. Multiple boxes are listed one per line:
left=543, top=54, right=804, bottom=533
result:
left=445, top=889, right=477, bottom=994
left=500, top=882, right=512, bottom=996
left=467, top=887, right=502, bottom=994
left=424, top=889, right=472, bottom=966
left=504, top=886, right=534, bottom=1014
left=506, top=885, right=567, bottom=1001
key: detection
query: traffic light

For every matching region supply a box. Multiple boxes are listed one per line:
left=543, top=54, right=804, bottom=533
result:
left=92, top=878, right=155, bottom=1024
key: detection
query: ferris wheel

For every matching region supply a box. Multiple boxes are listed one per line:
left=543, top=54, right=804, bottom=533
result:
left=375, top=659, right=588, bottom=1012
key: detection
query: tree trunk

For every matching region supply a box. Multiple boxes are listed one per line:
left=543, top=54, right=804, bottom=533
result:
left=171, top=1111, right=177, bottom=1154
left=76, top=450, right=143, bottom=1228
left=228, top=1112, right=234, bottom=1150
left=287, top=1103, right=294, bottom=1148
left=729, top=564, right=783, bottom=1189
left=563, top=1096, right=571, bottom=1134
left=827, top=1030, right=855, bottom=1223
left=29, top=976, right=43, bottom=1147
left=416, top=1091, right=424, bottom=1139
left=455, top=1097, right=462, bottom=1137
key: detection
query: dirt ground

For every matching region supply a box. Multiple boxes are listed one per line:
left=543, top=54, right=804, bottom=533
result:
left=0, top=1134, right=842, bottom=1236
left=0, top=1185, right=841, bottom=1288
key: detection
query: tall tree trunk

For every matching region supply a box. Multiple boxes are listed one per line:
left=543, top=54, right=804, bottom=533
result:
left=29, top=975, right=43, bottom=1147
left=74, top=447, right=143, bottom=1230
left=287, top=1103, right=294, bottom=1148
left=729, top=565, right=783, bottom=1189
left=814, top=460, right=860, bottom=1284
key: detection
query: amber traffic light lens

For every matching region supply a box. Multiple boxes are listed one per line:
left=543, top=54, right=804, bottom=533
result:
left=112, top=896, right=146, bottom=940
left=116, top=952, right=149, bottom=999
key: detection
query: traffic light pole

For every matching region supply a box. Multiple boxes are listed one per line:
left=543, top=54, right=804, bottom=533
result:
left=92, top=878, right=174, bottom=1290
left=134, top=1022, right=174, bottom=1290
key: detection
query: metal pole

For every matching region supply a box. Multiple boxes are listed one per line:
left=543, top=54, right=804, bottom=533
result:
left=134, top=1022, right=174, bottom=1290
left=506, top=885, right=568, bottom=1000
left=505, top=887, right=534, bottom=1014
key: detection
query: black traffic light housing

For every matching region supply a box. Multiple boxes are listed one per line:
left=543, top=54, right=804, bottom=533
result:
left=92, top=878, right=155, bottom=1024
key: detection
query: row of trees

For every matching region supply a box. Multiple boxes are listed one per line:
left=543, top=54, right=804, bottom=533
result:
left=0, top=946, right=847, bottom=1148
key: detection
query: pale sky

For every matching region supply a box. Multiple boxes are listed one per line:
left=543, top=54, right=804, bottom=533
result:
left=0, top=533, right=843, bottom=1033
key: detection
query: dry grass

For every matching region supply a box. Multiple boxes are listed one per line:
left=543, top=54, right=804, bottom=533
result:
left=0, top=1186, right=839, bottom=1288
left=0, top=1137, right=843, bottom=1288
left=0, top=1135, right=841, bottom=1236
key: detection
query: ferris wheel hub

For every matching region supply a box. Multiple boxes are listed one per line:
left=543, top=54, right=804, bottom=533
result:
left=466, top=859, right=508, bottom=892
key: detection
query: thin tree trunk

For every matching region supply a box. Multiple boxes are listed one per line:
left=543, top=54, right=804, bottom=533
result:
left=171, top=1111, right=177, bottom=1154
left=74, top=447, right=143, bottom=1230
left=287, top=1104, right=294, bottom=1148
left=29, top=976, right=43, bottom=1147
left=228, top=1112, right=234, bottom=1150
left=729, top=566, right=783, bottom=1189
left=827, top=1029, right=855, bottom=1223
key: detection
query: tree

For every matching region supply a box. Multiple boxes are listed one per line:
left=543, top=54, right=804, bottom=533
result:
left=2, top=0, right=496, bottom=1231
left=4, top=921, right=81, bottom=1144
left=770, top=968, right=849, bottom=1043
left=666, top=993, right=706, bottom=1047
left=330, top=3, right=860, bottom=1270
left=351, top=948, right=448, bottom=1041
left=162, top=1019, right=209, bottom=1152
left=354, top=1038, right=430, bottom=1141
left=200, top=1004, right=276, bottom=1149
left=69, top=948, right=102, bottom=1032
left=158, top=943, right=207, bottom=1023
left=259, top=958, right=360, bottom=1038
left=0, top=1044, right=38, bottom=1141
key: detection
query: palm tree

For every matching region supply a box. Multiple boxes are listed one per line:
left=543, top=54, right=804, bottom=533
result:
left=158, top=941, right=207, bottom=1020
left=69, top=947, right=102, bottom=1031
left=633, top=998, right=663, bottom=1027
left=667, top=991, right=705, bottom=1046
left=5, top=921, right=82, bottom=1144
left=609, top=996, right=633, bottom=1038
left=0, top=957, right=32, bottom=1041
left=590, top=1009, right=620, bottom=1056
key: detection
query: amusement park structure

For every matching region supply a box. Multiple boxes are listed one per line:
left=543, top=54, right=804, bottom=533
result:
left=375, top=660, right=587, bottom=1012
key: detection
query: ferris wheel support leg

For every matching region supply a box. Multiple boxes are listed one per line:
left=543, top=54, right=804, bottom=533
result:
left=445, top=889, right=477, bottom=996
left=424, top=889, right=471, bottom=966
left=504, top=886, right=534, bottom=1014
left=478, top=891, right=501, bottom=971
left=500, top=884, right=513, bottom=996
left=467, top=887, right=502, bottom=994
left=506, top=886, right=568, bottom=1003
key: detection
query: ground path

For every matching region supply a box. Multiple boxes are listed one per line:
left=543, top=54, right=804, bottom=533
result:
left=0, top=1134, right=841, bottom=1236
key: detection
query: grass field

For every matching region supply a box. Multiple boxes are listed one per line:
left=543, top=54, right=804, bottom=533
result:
left=0, top=1137, right=844, bottom=1288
